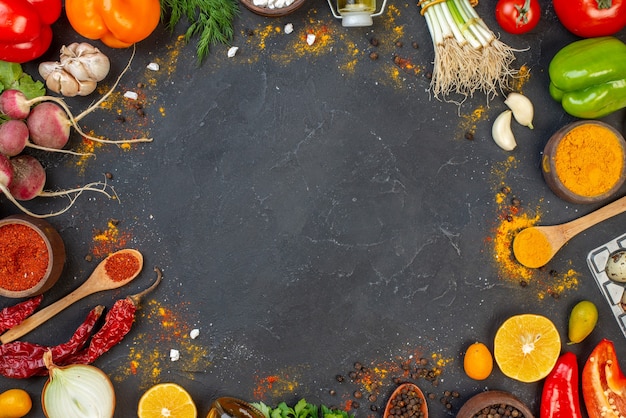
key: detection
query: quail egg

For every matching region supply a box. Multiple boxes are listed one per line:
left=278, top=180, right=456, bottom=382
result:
left=606, top=250, right=626, bottom=283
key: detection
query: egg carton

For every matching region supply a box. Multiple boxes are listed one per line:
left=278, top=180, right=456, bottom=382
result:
left=587, top=233, right=626, bottom=340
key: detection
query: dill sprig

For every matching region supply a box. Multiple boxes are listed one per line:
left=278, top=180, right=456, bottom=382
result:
left=160, top=0, right=240, bottom=63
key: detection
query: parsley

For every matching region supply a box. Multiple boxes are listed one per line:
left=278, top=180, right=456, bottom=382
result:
left=0, top=61, right=45, bottom=99
left=253, top=399, right=354, bottom=418
left=160, top=0, right=240, bottom=64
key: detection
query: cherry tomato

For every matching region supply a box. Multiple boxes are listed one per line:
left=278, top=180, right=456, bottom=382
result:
left=495, top=0, right=541, bottom=34
left=553, top=0, right=626, bottom=37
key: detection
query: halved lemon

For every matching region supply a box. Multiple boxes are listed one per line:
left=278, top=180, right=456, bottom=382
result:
left=493, top=314, right=561, bottom=383
left=137, top=383, right=197, bottom=418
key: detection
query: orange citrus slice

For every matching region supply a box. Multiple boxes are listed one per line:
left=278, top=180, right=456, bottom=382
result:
left=493, top=314, right=561, bottom=383
left=137, top=383, right=197, bottom=418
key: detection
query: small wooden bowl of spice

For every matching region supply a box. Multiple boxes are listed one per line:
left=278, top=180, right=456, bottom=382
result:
left=0, top=214, right=66, bottom=298
left=542, top=120, right=626, bottom=204
left=456, top=390, right=534, bottom=418
left=240, top=0, right=307, bottom=17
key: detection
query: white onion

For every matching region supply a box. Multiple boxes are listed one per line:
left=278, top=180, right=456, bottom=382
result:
left=41, top=351, right=116, bottom=418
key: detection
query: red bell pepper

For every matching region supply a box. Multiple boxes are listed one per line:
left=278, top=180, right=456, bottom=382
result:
left=0, top=0, right=61, bottom=63
left=583, top=339, right=626, bottom=418
left=540, top=352, right=583, bottom=418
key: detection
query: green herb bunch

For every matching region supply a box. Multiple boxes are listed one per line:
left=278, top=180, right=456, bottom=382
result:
left=0, top=61, right=45, bottom=99
left=253, top=399, right=354, bottom=418
left=160, top=0, right=240, bottom=64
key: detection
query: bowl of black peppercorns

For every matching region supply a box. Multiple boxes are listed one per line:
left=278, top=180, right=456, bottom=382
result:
left=456, top=390, right=534, bottom=418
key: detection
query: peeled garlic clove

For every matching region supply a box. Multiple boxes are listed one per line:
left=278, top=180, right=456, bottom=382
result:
left=504, top=92, right=534, bottom=129
left=492, top=110, right=517, bottom=151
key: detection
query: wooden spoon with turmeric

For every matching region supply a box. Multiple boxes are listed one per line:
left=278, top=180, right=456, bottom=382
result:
left=514, top=195, right=626, bottom=268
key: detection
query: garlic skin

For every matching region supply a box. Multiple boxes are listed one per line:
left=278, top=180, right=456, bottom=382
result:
left=504, top=92, right=534, bottom=129
left=492, top=110, right=517, bottom=151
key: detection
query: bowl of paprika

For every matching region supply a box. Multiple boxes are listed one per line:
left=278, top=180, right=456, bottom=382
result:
left=0, top=214, right=66, bottom=298
left=542, top=120, right=626, bottom=204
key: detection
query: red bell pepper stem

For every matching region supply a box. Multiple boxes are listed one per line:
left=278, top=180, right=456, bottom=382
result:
left=540, top=352, right=582, bottom=418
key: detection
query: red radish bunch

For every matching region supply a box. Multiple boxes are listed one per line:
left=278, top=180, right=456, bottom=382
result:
left=0, top=47, right=151, bottom=218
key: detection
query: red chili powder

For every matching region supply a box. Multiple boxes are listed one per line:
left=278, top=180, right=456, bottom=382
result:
left=104, top=252, right=139, bottom=282
left=0, top=224, right=49, bottom=291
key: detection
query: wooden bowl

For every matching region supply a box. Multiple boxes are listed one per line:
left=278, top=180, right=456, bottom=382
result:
left=383, top=382, right=428, bottom=418
left=239, top=0, right=307, bottom=17
left=456, top=390, right=534, bottom=418
left=542, top=120, right=626, bottom=204
left=0, top=214, right=66, bottom=298
left=206, top=397, right=265, bottom=418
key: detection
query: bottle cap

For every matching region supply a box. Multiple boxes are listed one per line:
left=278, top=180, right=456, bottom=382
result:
left=341, top=11, right=373, bottom=27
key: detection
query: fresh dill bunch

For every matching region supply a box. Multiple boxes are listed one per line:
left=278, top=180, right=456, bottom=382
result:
left=160, top=0, right=240, bottom=63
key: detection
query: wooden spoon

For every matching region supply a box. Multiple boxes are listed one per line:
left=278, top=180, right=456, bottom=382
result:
left=0, top=249, right=143, bottom=344
left=383, top=382, right=428, bottom=418
left=513, top=195, right=626, bottom=268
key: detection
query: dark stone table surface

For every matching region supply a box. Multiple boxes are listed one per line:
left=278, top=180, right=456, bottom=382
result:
left=1, top=1, right=626, bottom=417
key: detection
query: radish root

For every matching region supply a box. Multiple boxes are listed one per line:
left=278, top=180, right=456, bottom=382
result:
left=0, top=176, right=118, bottom=218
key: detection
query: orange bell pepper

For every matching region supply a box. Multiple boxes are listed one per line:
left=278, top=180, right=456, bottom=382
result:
left=65, top=0, right=161, bottom=48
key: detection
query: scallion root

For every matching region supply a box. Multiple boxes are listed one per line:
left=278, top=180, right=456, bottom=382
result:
left=420, top=0, right=521, bottom=103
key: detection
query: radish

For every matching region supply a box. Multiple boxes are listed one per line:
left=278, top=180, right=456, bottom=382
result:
left=0, top=46, right=152, bottom=148
left=0, top=119, right=29, bottom=156
left=0, top=89, right=31, bottom=119
left=26, top=102, right=71, bottom=150
left=8, top=154, right=45, bottom=200
left=0, top=154, right=117, bottom=218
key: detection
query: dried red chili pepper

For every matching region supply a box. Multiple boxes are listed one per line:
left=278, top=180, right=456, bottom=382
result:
left=0, top=295, right=43, bottom=333
left=63, top=267, right=162, bottom=365
left=0, top=305, right=103, bottom=378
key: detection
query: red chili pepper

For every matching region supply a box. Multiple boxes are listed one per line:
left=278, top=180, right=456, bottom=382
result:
left=582, top=339, right=626, bottom=418
left=0, top=305, right=103, bottom=378
left=63, top=267, right=162, bottom=365
left=0, top=0, right=61, bottom=63
left=0, top=295, right=43, bottom=334
left=540, top=352, right=583, bottom=418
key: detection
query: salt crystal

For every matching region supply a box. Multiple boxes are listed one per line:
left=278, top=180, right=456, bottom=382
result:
left=284, top=23, right=294, bottom=34
left=123, top=91, right=138, bottom=100
left=169, top=349, right=180, bottom=361
left=190, top=329, right=200, bottom=339
left=227, top=46, right=239, bottom=58
left=306, top=33, right=316, bottom=46
left=146, top=62, right=160, bottom=71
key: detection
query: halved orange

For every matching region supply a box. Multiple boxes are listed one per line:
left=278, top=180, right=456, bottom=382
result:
left=137, top=383, right=197, bottom=418
left=493, top=314, right=561, bottom=383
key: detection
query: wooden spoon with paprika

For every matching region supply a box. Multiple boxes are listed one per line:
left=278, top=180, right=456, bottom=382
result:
left=0, top=249, right=143, bottom=344
left=513, top=195, right=626, bottom=268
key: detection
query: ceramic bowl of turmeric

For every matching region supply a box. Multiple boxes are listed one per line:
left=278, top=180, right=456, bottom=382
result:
left=0, top=214, right=66, bottom=298
left=542, top=120, right=626, bottom=204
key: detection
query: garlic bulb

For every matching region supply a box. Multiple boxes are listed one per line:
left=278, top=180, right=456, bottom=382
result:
left=504, top=92, right=534, bottom=129
left=60, top=43, right=110, bottom=82
left=492, top=110, right=517, bottom=151
left=38, top=42, right=110, bottom=97
left=41, top=351, right=116, bottom=418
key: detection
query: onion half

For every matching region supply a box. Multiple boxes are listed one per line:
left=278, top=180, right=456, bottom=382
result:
left=41, top=350, right=116, bottom=418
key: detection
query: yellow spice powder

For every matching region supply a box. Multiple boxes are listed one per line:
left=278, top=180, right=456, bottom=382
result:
left=554, top=124, right=624, bottom=197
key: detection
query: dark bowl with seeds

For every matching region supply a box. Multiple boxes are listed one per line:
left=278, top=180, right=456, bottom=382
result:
left=456, top=390, right=534, bottom=418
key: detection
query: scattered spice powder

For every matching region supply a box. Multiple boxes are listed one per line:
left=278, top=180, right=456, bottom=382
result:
left=553, top=123, right=624, bottom=197
left=0, top=224, right=48, bottom=291
left=91, top=220, right=132, bottom=258
left=488, top=156, right=580, bottom=298
left=253, top=369, right=301, bottom=400
left=458, top=105, right=487, bottom=139
left=104, top=252, right=140, bottom=282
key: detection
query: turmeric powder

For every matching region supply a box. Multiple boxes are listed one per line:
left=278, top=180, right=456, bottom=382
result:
left=513, top=227, right=553, bottom=268
left=554, top=123, right=624, bottom=197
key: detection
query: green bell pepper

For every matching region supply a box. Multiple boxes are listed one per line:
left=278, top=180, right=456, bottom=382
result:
left=549, top=36, right=626, bottom=119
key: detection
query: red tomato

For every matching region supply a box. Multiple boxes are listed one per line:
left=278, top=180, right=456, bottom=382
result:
left=495, top=0, right=541, bottom=34
left=553, top=0, right=626, bottom=37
